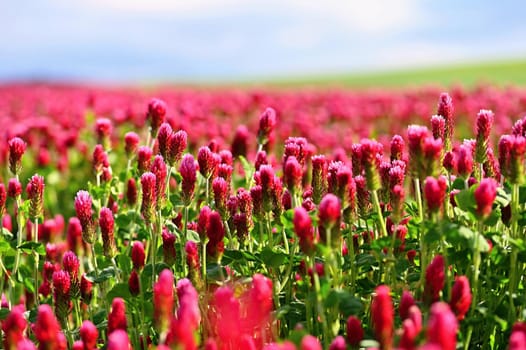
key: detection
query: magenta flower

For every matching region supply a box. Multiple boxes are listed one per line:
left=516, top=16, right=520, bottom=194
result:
left=99, top=207, right=116, bottom=257
left=79, top=320, right=98, bottom=350
left=107, top=330, right=131, bottom=350
left=426, top=302, right=458, bottom=350
left=27, top=174, right=44, bottom=220
left=147, top=98, right=167, bottom=136
left=108, top=297, right=127, bottom=334
left=371, top=285, right=394, bottom=350
left=257, top=107, right=276, bottom=145
left=8, top=137, right=26, bottom=175
left=424, top=255, right=445, bottom=305
left=7, top=178, right=22, bottom=198
left=449, top=276, right=472, bottom=321
left=131, top=241, right=146, bottom=270
left=346, top=315, right=364, bottom=347
left=140, top=172, right=156, bottom=223
left=124, top=131, right=140, bottom=157
left=153, top=269, right=174, bottom=334
left=474, top=178, right=497, bottom=218
left=231, top=125, right=249, bottom=158
left=424, top=176, right=447, bottom=214
left=180, top=154, right=197, bottom=205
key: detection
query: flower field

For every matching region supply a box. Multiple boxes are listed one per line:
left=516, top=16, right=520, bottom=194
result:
left=2, top=82, right=526, bottom=349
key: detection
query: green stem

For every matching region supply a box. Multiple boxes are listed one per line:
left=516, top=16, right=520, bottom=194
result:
left=348, top=235, right=357, bottom=293
left=33, top=218, right=39, bottom=306
left=414, top=178, right=424, bottom=223
left=465, top=221, right=484, bottom=349
left=10, top=195, right=24, bottom=304
left=310, top=258, right=330, bottom=344
left=266, top=212, right=273, bottom=247
left=182, top=206, right=190, bottom=276
left=509, top=183, right=520, bottom=321
left=11, top=196, right=24, bottom=283
left=371, top=189, right=388, bottom=239
left=202, top=241, right=207, bottom=285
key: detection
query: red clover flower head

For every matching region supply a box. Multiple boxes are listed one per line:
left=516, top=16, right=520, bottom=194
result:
left=124, top=131, right=140, bottom=158
left=371, top=285, right=394, bottom=349
left=8, top=137, right=26, bottom=175
left=140, top=172, right=156, bottom=223
left=131, top=241, right=146, bottom=270
left=180, top=154, right=197, bottom=205
left=27, top=174, right=44, bottom=220
left=147, top=98, right=167, bottom=136
left=99, top=207, right=116, bottom=258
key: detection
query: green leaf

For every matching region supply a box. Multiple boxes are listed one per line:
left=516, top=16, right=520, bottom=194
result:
left=0, top=240, right=13, bottom=254
left=452, top=177, right=467, bottom=190
left=115, top=211, right=135, bottom=227
left=455, top=188, right=476, bottom=212
left=280, top=209, right=295, bottom=231
left=496, top=187, right=511, bottom=207
left=23, top=276, right=36, bottom=293
left=17, top=241, right=46, bottom=255
left=87, top=266, right=117, bottom=283
left=260, top=247, right=287, bottom=268
left=238, top=155, right=254, bottom=186
left=470, top=232, right=490, bottom=253
left=0, top=308, right=10, bottom=320
left=1, top=227, right=14, bottom=240
left=186, top=230, right=200, bottom=242
left=107, top=283, right=132, bottom=302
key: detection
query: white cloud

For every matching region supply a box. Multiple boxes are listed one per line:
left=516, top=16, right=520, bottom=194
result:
left=64, top=0, right=423, bottom=34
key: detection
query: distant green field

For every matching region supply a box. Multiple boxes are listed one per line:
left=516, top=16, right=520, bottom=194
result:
left=256, top=59, right=526, bottom=89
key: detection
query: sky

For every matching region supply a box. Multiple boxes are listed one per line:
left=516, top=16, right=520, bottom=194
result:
left=1, top=0, right=526, bottom=83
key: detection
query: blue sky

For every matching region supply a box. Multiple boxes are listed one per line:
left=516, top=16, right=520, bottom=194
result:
left=1, top=0, right=526, bottom=82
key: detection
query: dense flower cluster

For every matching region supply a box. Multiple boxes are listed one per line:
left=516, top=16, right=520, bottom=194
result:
left=0, top=86, right=525, bottom=349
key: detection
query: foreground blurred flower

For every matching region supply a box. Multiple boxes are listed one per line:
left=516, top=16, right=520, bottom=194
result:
left=166, top=278, right=201, bottom=350
left=154, top=269, right=174, bottom=335
left=33, top=304, right=63, bottom=350
left=2, top=305, right=26, bottom=350
left=399, top=290, right=416, bottom=321
left=107, top=329, right=131, bottom=350
left=108, top=298, right=127, bottom=334
left=426, top=302, right=458, bottom=350
left=371, top=285, right=394, bottom=350
left=80, top=320, right=98, bottom=350
left=346, top=315, right=364, bottom=347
